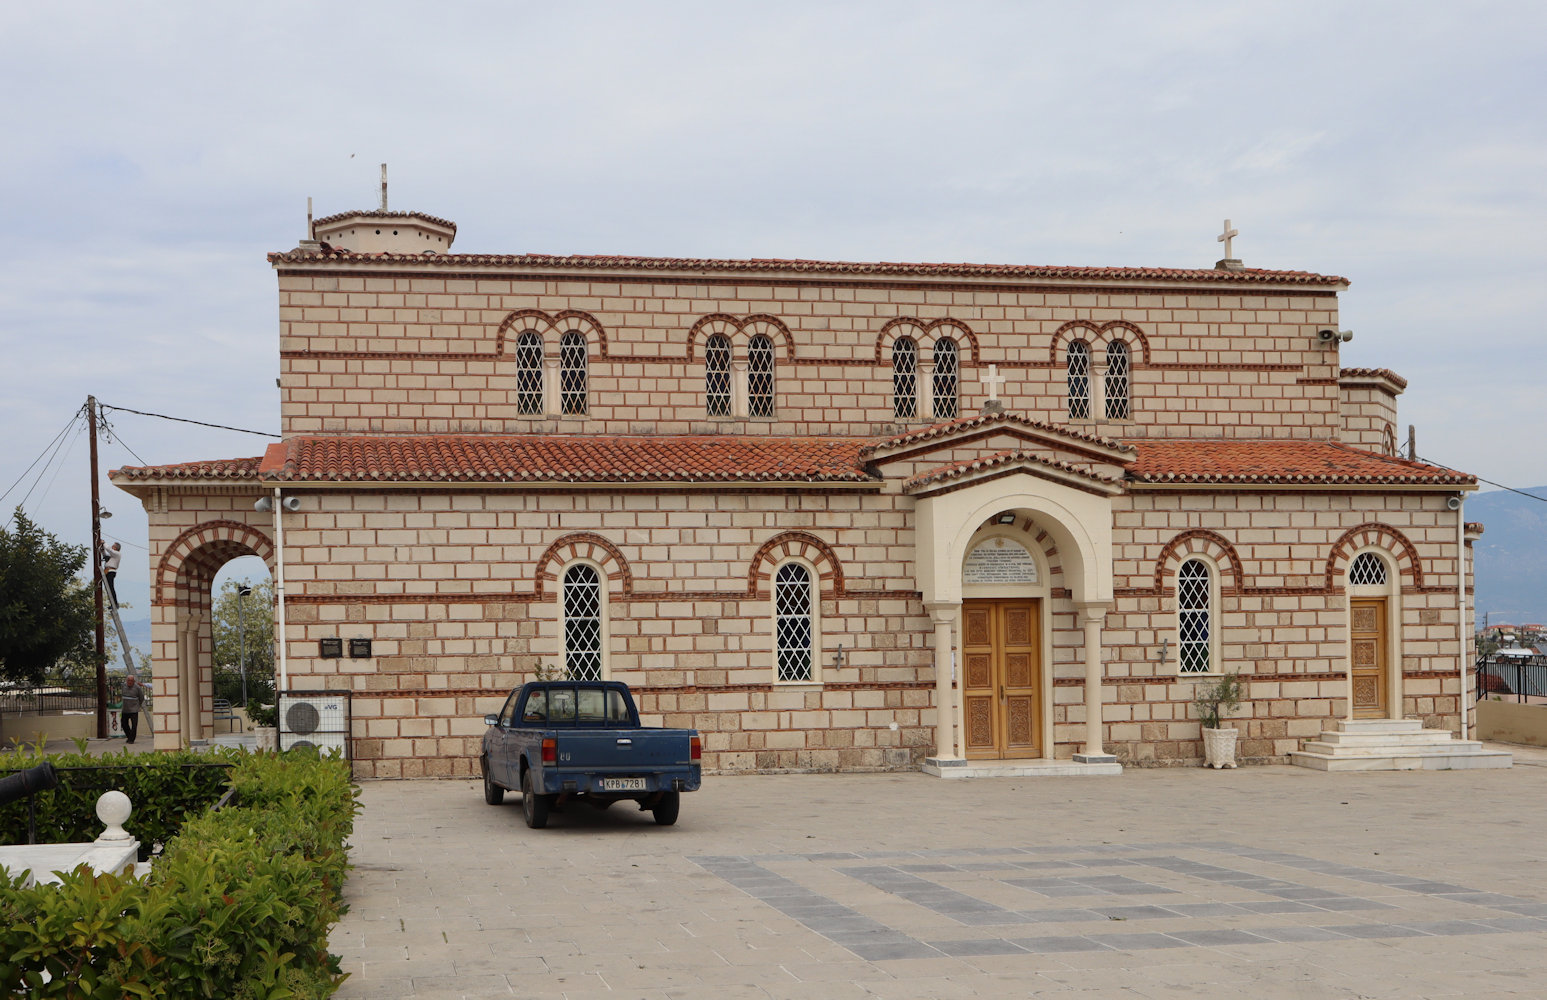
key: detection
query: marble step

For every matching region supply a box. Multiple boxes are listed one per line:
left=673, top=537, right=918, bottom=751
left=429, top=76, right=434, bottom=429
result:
left=1288, top=747, right=1513, bottom=771
left=1299, top=738, right=1494, bottom=756
left=1326, top=718, right=1428, bottom=734
left=1311, top=730, right=1465, bottom=747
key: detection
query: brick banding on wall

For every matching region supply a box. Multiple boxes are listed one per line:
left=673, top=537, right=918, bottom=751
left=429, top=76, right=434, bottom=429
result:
left=747, top=531, right=846, bottom=598
left=154, top=519, right=275, bottom=606
left=1324, top=522, right=1425, bottom=590
left=494, top=307, right=608, bottom=358
left=533, top=532, right=634, bottom=597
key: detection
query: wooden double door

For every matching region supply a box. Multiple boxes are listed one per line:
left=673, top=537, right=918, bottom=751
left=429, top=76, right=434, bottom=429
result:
left=961, top=599, right=1043, bottom=759
left=1350, top=598, right=1388, bottom=718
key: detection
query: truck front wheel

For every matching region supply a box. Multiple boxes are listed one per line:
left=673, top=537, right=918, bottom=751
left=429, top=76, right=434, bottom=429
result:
left=522, top=769, right=550, bottom=829
left=651, top=790, right=680, bottom=826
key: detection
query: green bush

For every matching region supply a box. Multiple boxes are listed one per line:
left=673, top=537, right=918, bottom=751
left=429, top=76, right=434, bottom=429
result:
left=0, top=746, right=235, bottom=860
left=0, top=749, right=359, bottom=998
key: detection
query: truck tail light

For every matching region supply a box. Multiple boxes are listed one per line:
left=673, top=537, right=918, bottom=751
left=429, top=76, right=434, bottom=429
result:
left=541, top=738, right=557, bottom=765
left=690, top=735, right=702, bottom=761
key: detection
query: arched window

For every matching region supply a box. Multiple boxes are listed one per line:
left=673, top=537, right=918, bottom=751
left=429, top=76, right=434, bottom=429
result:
left=515, top=331, right=544, bottom=415
left=932, top=338, right=959, bottom=419
left=705, top=334, right=732, bottom=417
left=774, top=562, right=813, bottom=682
left=563, top=564, right=604, bottom=680
left=1067, top=341, right=1091, bottom=419
left=892, top=337, right=918, bottom=419
left=748, top=334, right=775, bottom=417
left=559, top=331, right=588, bottom=415
left=1104, top=341, right=1130, bottom=420
left=1177, top=558, right=1212, bottom=674
left=1349, top=552, right=1388, bottom=586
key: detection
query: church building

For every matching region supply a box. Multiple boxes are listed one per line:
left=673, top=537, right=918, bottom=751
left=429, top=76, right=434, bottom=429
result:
left=111, top=204, right=1485, bottom=778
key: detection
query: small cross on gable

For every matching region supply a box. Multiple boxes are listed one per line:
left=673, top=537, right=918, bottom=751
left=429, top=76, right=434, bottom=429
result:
left=981, top=364, right=1007, bottom=402
left=1217, top=219, right=1239, bottom=259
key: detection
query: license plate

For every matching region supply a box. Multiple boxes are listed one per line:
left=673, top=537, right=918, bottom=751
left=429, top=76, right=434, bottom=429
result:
left=601, top=777, right=647, bottom=791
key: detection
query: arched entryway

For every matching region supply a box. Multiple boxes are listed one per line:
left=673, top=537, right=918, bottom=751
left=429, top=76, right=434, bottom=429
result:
left=150, top=520, right=275, bottom=750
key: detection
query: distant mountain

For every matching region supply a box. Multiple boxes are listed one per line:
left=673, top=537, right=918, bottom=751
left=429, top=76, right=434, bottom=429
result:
left=1470, top=487, right=1547, bottom=626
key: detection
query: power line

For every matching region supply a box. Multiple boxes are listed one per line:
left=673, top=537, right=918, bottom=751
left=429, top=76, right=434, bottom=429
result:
left=98, top=403, right=280, bottom=439
left=12, top=411, right=85, bottom=522
left=1415, top=455, right=1547, bottom=504
left=0, top=406, right=85, bottom=512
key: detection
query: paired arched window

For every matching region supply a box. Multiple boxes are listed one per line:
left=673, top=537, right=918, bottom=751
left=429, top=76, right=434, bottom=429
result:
left=1176, top=558, right=1213, bottom=674
left=1104, top=341, right=1130, bottom=420
left=748, top=334, right=775, bottom=417
left=515, top=331, right=544, bottom=415
left=1067, top=341, right=1091, bottom=419
left=560, top=332, right=588, bottom=415
left=705, top=334, right=732, bottom=417
left=774, top=562, right=814, bottom=682
left=562, top=564, right=604, bottom=681
left=932, top=338, right=959, bottom=419
left=892, top=337, right=918, bottom=419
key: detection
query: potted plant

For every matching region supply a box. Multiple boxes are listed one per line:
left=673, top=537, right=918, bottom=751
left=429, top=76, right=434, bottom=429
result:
left=247, top=701, right=278, bottom=750
left=1193, top=672, right=1244, bottom=769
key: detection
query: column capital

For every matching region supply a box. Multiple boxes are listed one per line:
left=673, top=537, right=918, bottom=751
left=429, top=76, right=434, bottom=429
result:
left=1075, top=601, right=1110, bottom=625
left=924, top=601, right=960, bottom=624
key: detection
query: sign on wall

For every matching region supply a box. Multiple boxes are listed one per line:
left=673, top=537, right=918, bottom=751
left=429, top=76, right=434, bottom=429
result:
left=963, top=538, right=1039, bottom=585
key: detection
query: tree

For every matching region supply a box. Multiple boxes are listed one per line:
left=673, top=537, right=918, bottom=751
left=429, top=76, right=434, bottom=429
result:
left=212, top=577, right=275, bottom=706
left=0, top=508, right=97, bottom=687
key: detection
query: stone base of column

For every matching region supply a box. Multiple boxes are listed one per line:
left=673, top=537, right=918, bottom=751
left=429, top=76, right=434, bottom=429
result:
left=1072, top=752, right=1119, bottom=765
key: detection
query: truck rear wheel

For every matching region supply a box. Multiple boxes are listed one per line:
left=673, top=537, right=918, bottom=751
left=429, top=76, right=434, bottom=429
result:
left=651, top=790, right=680, bottom=826
left=481, top=756, right=504, bottom=805
left=522, top=769, right=549, bottom=829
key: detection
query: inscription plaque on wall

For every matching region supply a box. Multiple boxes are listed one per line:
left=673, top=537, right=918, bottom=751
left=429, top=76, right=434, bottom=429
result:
left=963, top=538, right=1039, bottom=585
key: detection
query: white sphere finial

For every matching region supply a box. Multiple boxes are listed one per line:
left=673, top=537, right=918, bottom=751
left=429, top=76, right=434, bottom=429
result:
left=96, top=790, right=133, bottom=842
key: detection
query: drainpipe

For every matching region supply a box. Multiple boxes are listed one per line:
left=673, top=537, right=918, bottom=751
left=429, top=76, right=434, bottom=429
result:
left=1455, top=493, right=1467, bottom=738
left=273, top=487, right=289, bottom=694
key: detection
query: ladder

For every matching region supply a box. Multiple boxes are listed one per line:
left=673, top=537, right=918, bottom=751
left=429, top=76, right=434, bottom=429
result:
left=104, top=587, right=138, bottom=678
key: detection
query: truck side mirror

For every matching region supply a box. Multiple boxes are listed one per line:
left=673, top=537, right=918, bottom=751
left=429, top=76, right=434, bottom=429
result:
left=484, top=714, right=499, bottom=727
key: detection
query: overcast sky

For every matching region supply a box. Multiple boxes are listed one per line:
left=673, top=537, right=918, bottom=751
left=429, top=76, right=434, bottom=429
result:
left=2, top=1, right=1544, bottom=617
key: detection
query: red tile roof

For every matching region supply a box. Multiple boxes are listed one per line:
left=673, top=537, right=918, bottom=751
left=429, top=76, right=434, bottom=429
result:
left=312, top=209, right=457, bottom=231
left=1127, top=441, right=1474, bottom=486
left=111, top=456, right=264, bottom=481
left=904, top=450, right=1122, bottom=493
left=266, top=249, right=1346, bottom=286
left=1339, top=367, right=1409, bottom=390
left=259, top=435, right=877, bottom=484
left=865, top=412, right=1135, bottom=457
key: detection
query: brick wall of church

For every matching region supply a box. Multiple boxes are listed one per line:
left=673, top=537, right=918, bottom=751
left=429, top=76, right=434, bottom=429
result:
left=275, top=271, right=1346, bottom=443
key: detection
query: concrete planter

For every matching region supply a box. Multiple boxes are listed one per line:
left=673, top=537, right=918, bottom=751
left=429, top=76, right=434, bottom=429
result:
left=255, top=726, right=278, bottom=751
left=1202, top=727, right=1239, bottom=769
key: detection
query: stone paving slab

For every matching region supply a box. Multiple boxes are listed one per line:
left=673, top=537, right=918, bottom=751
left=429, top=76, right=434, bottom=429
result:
left=331, top=761, right=1547, bottom=998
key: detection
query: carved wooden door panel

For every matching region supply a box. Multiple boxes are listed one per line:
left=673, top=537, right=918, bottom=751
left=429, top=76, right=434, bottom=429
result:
left=961, top=599, right=1042, bottom=758
left=1350, top=598, right=1387, bottom=718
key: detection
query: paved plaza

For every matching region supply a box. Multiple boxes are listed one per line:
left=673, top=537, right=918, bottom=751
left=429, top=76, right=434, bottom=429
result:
left=332, top=750, right=1547, bottom=999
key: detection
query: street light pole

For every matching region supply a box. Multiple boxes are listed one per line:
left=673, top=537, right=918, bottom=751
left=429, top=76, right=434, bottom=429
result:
left=238, top=585, right=252, bottom=707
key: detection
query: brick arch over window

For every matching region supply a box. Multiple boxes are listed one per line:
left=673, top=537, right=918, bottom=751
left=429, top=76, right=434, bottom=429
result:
left=1153, top=529, right=1244, bottom=595
left=876, top=317, right=980, bottom=365
left=1049, top=320, right=1151, bottom=365
left=534, top=532, right=633, bottom=598
left=1325, top=523, right=1424, bottom=590
left=748, top=531, right=845, bottom=599
left=154, top=520, right=275, bottom=606
left=686, top=313, right=795, bottom=361
left=495, top=308, right=608, bottom=358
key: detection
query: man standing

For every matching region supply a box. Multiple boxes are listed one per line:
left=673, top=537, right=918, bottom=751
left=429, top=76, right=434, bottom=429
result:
left=102, top=541, right=122, bottom=605
left=121, top=675, right=144, bottom=744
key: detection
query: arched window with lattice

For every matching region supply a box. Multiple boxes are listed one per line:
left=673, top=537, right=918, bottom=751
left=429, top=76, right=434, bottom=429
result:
left=1067, top=340, right=1091, bottom=419
left=705, top=334, right=732, bottom=417
left=559, top=331, right=588, bottom=415
left=774, top=562, right=816, bottom=682
left=1104, top=340, right=1130, bottom=420
left=892, top=337, right=918, bottom=419
left=932, top=338, right=959, bottom=419
left=1177, top=558, right=1214, bottom=674
left=1348, top=552, right=1388, bottom=587
left=563, top=563, right=605, bottom=680
left=515, top=331, right=544, bottom=415
left=748, top=334, right=775, bottom=417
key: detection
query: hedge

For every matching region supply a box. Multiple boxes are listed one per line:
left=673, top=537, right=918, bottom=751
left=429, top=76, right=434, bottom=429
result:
left=0, top=746, right=235, bottom=861
left=0, top=749, right=359, bottom=998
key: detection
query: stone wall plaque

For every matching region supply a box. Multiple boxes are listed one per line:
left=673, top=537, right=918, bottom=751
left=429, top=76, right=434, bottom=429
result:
left=963, top=538, right=1039, bottom=585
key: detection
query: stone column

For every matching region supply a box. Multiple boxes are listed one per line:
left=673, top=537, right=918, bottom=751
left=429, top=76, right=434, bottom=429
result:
left=181, top=610, right=203, bottom=745
left=1074, top=603, right=1116, bottom=763
left=1091, top=362, right=1108, bottom=422
left=918, top=361, right=935, bottom=421
left=732, top=360, right=749, bottom=418
left=543, top=357, right=561, bottom=417
left=926, top=603, right=959, bottom=758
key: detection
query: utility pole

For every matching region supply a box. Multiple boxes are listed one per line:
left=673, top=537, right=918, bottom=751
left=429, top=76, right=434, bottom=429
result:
left=87, top=396, right=107, bottom=739
left=238, top=584, right=252, bottom=706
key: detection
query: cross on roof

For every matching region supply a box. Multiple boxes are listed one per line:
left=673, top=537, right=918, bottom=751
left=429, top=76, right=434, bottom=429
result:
left=1218, top=219, right=1239, bottom=259
left=982, top=364, right=1007, bottom=402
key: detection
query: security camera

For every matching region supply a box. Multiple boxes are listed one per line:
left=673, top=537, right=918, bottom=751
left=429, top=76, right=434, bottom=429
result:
left=281, top=496, right=302, bottom=512
left=1447, top=496, right=1462, bottom=511
left=254, top=497, right=273, bottom=513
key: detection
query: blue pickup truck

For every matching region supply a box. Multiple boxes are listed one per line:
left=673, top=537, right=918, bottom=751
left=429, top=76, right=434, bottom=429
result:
left=480, top=680, right=702, bottom=828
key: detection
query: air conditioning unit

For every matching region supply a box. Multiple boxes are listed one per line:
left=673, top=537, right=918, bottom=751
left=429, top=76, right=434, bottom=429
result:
left=277, top=689, right=351, bottom=758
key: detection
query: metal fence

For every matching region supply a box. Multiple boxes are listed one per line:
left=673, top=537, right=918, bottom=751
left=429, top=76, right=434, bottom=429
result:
left=1476, top=653, right=1547, bottom=704
left=0, top=674, right=131, bottom=718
